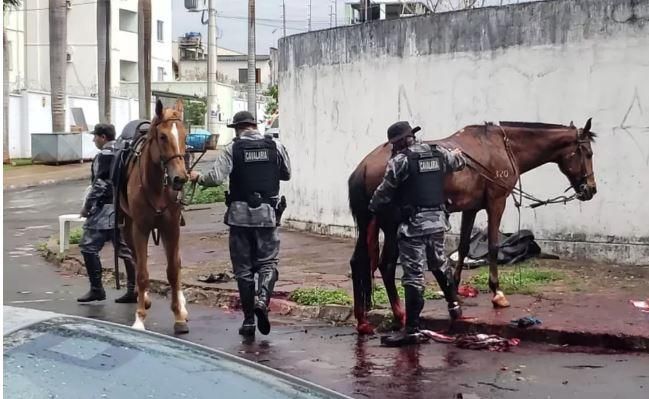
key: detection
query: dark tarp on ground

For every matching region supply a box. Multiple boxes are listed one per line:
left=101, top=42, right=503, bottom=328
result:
left=450, top=229, right=543, bottom=267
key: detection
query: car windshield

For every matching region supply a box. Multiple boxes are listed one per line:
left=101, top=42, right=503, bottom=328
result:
left=4, top=318, right=336, bottom=399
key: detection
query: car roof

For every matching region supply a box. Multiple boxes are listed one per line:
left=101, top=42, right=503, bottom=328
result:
left=3, top=306, right=61, bottom=334
left=3, top=306, right=352, bottom=399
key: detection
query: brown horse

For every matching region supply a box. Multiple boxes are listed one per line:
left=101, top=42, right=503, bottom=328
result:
left=119, top=99, right=190, bottom=334
left=348, top=120, right=597, bottom=334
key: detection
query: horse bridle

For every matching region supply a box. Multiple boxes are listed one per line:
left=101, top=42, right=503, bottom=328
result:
left=136, top=116, right=187, bottom=215
left=154, top=117, right=186, bottom=187
left=563, top=129, right=594, bottom=196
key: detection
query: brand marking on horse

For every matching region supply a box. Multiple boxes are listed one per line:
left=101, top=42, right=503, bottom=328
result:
left=496, top=170, right=510, bottom=179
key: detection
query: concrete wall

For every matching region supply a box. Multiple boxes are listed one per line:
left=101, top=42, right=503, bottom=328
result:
left=7, top=91, right=142, bottom=160
left=178, top=58, right=272, bottom=88
left=279, top=0, right=649, bottom=265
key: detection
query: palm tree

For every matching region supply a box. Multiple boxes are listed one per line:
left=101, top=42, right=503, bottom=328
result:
left=138, top=0, right=151, bottom=119
left=49, top=0, right=67, bottom=132
left=3, top=0, right=21, bottom=163
left=97, top=0, right=111, bottom=123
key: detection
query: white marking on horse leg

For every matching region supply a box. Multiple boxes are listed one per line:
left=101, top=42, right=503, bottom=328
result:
left=132, top=312, right=146, bottom=330
left=178, top=290, right=188, bottom=321
left=171, top=122, right=179, bottom=153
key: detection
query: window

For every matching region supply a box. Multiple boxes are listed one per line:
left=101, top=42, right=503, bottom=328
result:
left=119, top=9, right=137, bottom=33
left=238, top=68, right=261, bottom=84
left=157, top=67, right=165, bottom=81
left=120, top=60, right=138, bottom=82
left=157, top=20, right=164, bottom=42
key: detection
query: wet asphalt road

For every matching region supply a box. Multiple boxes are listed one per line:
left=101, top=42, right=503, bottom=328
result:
left=4, top=180, right=649, bottom=399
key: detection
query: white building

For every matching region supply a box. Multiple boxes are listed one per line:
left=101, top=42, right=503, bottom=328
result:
left=173, top=34, right=272, bottom=89
left=3, top=0, right=173, bottom=96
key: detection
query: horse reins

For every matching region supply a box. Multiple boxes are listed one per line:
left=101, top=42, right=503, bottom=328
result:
left=456, top=124, right=587, bottom=210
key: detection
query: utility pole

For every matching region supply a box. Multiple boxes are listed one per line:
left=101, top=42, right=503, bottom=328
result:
left=207, top=0, right=219, bottom=135
left=247, top=0, right=256, bottom=118
left=329, top=2, right=333, bottom=28
left=307, top=0, right=312, bottom=31
left=360, top=0, right=370, bottom=22
left=282, top=0, right=286, bottom=37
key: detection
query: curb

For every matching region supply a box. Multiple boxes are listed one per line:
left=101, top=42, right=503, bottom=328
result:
left=40, top=241, right=355, bottom=326
left=4, top=174, right=91, bottom=192
left=40, top=242, right=649, bottom=352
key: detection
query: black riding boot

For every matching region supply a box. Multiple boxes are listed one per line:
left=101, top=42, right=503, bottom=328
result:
left=115, top=259, right=138, bottom=303
left=238, top=280, right=256, bottom=337
left=78, top=253, right=106, bottom=302
left=432, top=268, right=462, bottom=320
left=255, top=269, right=278, bottom=335
left=381, top=286, right=429, bottom=347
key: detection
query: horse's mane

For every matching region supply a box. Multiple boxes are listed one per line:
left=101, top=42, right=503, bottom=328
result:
left=466, top=121, right=596, bottom=141
left=499, top=121, right=568, bottom=129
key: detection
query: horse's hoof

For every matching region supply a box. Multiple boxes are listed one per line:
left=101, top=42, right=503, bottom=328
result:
left=132, top=320, right=146, bottom=331
left=357, top=323, right=375, bottom=335
left=174, top=322, right=189, bottom=335
left=491, top=291, right=510, bottom=308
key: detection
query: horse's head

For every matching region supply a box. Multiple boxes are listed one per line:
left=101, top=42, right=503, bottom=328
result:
left=556, top=118, right=597, bottom=201
left=150, top=99, right=188, bottom=191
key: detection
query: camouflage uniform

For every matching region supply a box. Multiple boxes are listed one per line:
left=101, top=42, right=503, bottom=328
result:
left=369, top=140, right=466, bottom=333
left=198, top=129, right=291, bottom=335
left=78, top=138, right=136, bottom=303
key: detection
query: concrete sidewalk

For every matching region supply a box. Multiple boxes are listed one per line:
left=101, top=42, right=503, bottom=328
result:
left=3, top=162, right=91, bottom=190
left=43, top=203, right=649, bottom=352
left=3, top=150, right=220, bottom=191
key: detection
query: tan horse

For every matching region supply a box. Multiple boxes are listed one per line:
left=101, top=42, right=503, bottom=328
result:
left=119, top=99, right=190, bottom=334
left=348, top=120, right=597, bottom=334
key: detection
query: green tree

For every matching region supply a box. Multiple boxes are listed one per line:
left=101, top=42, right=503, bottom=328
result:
left=185, top=100, right=207, bottom=127
left=263, top=84, right=278, bottom=117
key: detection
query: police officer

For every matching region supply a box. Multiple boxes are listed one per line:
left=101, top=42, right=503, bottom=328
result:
left=190, top=111, right=291, bottom=338
left=78, top=123, right=137, bottom=303
left=369, top=121, right=466, bottom=346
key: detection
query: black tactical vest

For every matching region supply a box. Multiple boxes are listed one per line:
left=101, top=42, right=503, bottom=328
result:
left=399, top=145, right=446, bottom=208
left=230, top=137, right=280, bottom=201
left=91, top=146, right=117, bottom=204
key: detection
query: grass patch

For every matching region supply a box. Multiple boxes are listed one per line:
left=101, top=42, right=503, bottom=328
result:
left=372, top=284, right=443, bottom=305
left=69, top=227, right=83, bottom=245
left=289, top=285, right=444, bottom=307
left=289, top=287, right=352, bottom=306
left=468, top=262, right=563, bottom=295
left=184, top=183, right=227, bottom=204
left=3, top=158, right=33, bottom=170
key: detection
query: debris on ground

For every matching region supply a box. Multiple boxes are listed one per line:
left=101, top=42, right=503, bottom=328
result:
left=629, top=299, right=649, bottom=313
left=455, top=334, right=520, bottom=352
left=420, top=330, right=456, bottom=343
left=197, top=271, right=234, bottom=283
left=510, top=316, right=543, bottom=328
left=458, top=284, right=479, bottom=298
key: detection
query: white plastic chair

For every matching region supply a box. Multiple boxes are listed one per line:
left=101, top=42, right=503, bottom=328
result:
left=59, top=214, right=86, bottom=254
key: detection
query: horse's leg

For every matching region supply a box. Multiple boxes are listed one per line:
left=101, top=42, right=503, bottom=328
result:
left=350, top=223, right=374, bottom=335
left=161, top=222, right=188, bottom=334
left=453, top=209, right=478, bottom=288
left=486, top=197, right=510, bottom=308
left=131, top=222, right=152, bottom=330
left=377, top=222, right=405, bottom=329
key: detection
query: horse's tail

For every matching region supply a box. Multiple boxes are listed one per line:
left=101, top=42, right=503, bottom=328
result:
left=348, top=165, right=379, bottom=277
